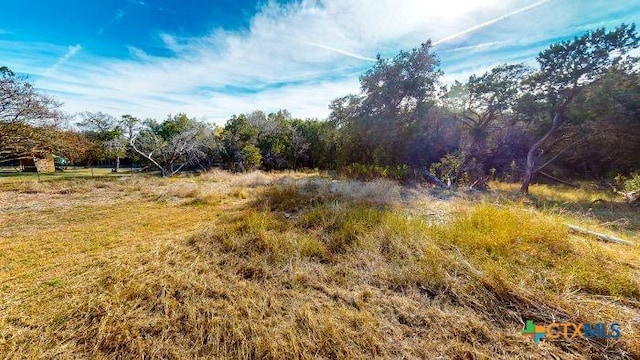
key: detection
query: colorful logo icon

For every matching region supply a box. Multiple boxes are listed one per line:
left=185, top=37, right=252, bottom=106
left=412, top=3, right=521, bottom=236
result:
left=521, top=320, right=546, bottom=344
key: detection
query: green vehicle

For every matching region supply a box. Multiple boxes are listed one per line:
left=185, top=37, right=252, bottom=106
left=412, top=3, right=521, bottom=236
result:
left=54, top=155, right=68, bottom=171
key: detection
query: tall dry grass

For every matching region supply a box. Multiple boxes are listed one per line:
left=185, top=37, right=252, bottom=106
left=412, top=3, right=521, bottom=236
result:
left=0, top=171, right=638, bottom=358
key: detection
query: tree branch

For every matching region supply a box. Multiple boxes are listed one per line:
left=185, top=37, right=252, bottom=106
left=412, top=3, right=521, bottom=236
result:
left=534, top=137, right=585, bottom=173
left=130, top=135, right=166, bottom=176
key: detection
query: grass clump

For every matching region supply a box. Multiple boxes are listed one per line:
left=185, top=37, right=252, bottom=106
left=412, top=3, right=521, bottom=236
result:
left=299, top=204, right=385, bottom=253
left=434, top=204, right=571, bottom=263
left=432, top=205, right=639, bottom=298
left=190, top=209, right=329, bottom=265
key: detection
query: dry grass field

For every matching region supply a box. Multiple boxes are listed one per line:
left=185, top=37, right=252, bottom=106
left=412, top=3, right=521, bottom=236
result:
left=0, top=169, right=638, bottom=359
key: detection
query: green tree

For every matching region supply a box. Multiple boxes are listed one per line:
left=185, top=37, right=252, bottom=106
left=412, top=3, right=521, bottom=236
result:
left=241, top=144, right=262, bottom=171
left=256, top=110, right=292, bottom=170
left=130, top=113, right=212, bottom=177
left=444, top=64, right=530, bottom=185
left=76, top=112, right=126, bottom=172
left=518, top=24, right=640, bottom=193
left=330, top=95, right=370, bottom=166
left=330, top=43, right=449, bottom=187
left=557, top=62, right=640, bottom=177
left=358, top=42, right=442, bottom=166
left=220, top=114, right=260, bottom=171
left=448, top=64, right=529, bottom=151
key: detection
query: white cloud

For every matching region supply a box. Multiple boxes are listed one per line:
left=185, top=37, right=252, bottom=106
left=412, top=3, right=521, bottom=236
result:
left=5, top=0, right=603, bottom=124
left=45, top=44, right=82, bottom=75
left=127, top=46, right=153, bottom=61
left=432, top=0, right=551, bottom=45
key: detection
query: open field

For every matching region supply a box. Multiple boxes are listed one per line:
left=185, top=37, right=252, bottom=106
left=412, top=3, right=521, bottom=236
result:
left=0, top=170, right=638, bottom=359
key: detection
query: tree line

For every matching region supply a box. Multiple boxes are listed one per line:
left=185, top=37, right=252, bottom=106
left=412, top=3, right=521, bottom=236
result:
left=1, top=24, right=639, bottom=193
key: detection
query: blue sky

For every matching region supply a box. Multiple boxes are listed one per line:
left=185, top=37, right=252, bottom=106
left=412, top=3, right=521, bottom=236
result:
left=1, top=0, right=639, bottom=123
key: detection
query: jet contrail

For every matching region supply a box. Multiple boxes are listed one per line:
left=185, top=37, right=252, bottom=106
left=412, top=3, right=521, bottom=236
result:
left=433, top=0, right=552, bottom=46
left=46, top=44, right=82, bottom=75
left=304, top=41, right=377, bottom=62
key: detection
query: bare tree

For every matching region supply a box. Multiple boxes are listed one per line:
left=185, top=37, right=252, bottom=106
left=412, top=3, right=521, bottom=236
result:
left=0, top=66, right=61, bottom=125
left=0, top=66, right=62, bottom=161
left=289, top=128, right=309, bottom=171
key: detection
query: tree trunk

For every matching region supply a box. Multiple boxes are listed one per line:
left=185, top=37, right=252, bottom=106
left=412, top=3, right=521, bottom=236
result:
left=520, top=112, right=560, bottom=194
left=130, top=135, right=168, bottom=177
left=114, top=156, right=120, bottom=173
left=418, top=168, right=449, bottom=189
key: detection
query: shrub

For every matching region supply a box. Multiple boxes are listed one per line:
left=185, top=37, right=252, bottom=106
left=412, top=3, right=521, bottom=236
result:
left=624, top=171, right=640, bottom=193
left=340, top=163, right=415, bottom=181
left=429, top=152, right=465, bottom=185
left=241, top=145, right=262, bottom=170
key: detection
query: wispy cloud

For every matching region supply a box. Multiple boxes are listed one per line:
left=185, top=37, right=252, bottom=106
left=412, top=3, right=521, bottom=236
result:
left=45, top=44, right=82, bottom=75
left=32, top=0, right=521, bottom=121
left=3, top=0, right=637, bottom=123
left=433, top=0, right=552, bottom=45
left=114, top=9, right=126, bottom=21
left=127, top=46, right=153, bottom=61
left=126, top=0, right=147, bottom=6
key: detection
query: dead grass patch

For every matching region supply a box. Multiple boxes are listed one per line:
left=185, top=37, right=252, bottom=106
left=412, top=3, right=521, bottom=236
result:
left=1, top=173, right=638, bottom=358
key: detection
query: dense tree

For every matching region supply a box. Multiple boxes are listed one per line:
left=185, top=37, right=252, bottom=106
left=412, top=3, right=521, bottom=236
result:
left=330, top=43, right=444, bottom=168
left=449, top=65, right=528, bottom=150
left=295, top=118, right=338, bottom=169
left=52, top=130, right=92, bottom=165
left=76, top=112, right=127, bottom=171
left=330, top=95, right=370, bottom=165
left=130, top=113, right=213, bottom=177
left=257, top=110, right=292, bottom=170
left=4, top=24, right=640, bottom=185
left=219, top=114, right=260, bottom=171
left=444, top=64, right=530, bottom=185
left=358, top=42, right=442, bottom=166
left=555, top=62, right=640, bottom=177
left=518, top=24, right=640, bottom=193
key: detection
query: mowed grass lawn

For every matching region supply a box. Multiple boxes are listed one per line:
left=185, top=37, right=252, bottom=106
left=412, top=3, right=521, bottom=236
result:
left=0, top=169, right=638, bottom=359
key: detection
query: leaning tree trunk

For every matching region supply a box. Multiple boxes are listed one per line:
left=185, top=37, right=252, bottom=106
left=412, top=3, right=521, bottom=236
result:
left=520, top=112, right=560, bottom=194
left=130, top=135, right=169, bottom=177
left=417, top=168, right=449, bottom=189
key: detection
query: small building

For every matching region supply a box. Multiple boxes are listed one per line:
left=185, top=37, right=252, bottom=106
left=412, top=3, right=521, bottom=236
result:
left=19, top=156, right=56, bottom=173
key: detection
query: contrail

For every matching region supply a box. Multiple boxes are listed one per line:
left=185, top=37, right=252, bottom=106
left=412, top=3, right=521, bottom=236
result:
left=304, top=41, right=377, bottom=62
left=433, top=0, right=552, bottom=46
left=46, top=44, right=82, bottom=75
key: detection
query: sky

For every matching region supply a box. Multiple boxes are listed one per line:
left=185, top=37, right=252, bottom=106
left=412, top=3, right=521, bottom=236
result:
left=1, top=0, right=639, bottom=124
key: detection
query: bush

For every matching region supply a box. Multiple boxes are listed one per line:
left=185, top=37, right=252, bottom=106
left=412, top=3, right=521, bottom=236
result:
left=430, top=152, right=465, bottom=185
left=241, top=145, right=262, bottom=170
left=340, top=163, right=415, bottom=181
left=624, top=172, right=640, bottom=193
